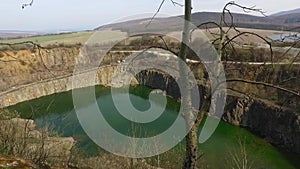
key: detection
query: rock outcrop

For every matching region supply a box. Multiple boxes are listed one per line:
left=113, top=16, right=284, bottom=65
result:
left=137, top=70, right=300, bottom=154
left=0, top=47, right=299, bottom=155
left=0, top=47, right=79, bottom=93
left=223, top=95, right=300, bottom=154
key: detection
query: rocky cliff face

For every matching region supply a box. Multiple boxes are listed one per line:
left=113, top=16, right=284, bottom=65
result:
left=0, top=47, right=299, bottom=155
left=137, top=70, right=300, bottom=154
left=223, top=95, right=300, bottom=154
left=0, top=65, right=136, bottom=108
left=0, top=47, right=79, bottom=92
left=136, top=70, right=181, bottom=100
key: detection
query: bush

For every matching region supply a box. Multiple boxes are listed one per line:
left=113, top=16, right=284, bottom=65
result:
left=0, top=109, right=75, bottom=168
left=0, top=109, right=19, bottom=120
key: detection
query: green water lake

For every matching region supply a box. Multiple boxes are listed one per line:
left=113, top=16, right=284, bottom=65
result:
left=8, top=85, right=300, bottom=169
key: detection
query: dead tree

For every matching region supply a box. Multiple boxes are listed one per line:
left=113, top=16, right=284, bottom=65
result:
left=190, top=1, right=299, bottom=168
left=148, top=1, right=300, bottom=169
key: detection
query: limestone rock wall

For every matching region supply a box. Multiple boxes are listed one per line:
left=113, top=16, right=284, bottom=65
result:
left=134, top=69, right=300, bottom=154
left=0, top=48, right=299, bottom=155
left=0, top=65, right=137, bottom=108
left=0, top=47, right=79, bottom=92
left=223, top=95, right=300, bottom=154
left=135, top=68, right=300, bottom=154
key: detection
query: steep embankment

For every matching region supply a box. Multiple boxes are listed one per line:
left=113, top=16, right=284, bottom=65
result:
left=0, top=65, right=137, bottom=108
left=0, top=47, right=79, bottom=92
left=0, top=47, right=299, bottom=154
left=134, top=68, right=300, bottom=154
left=224, top=95, right=300, bottom=154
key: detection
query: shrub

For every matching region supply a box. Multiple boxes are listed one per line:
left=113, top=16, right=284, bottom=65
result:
left=0, top=109, right=19, bottom=120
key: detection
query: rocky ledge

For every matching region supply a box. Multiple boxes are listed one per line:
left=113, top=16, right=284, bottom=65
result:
left=223, top=95, right=300, bottom=154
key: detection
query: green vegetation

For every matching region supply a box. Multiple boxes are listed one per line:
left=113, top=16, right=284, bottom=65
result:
left=272, top=41, right=300, bottom=48
left=0, top=109, right=19, bottom=120
left=0, top=31, right=93, bottom=46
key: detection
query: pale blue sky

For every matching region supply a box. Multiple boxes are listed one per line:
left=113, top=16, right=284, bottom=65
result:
left=1, top=0, right=300, bottom=31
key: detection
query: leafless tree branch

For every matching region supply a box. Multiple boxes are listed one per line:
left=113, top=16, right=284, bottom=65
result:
left=170, top=0, right=184, bottom=7
left=146, top=0, right=184, bottom=27
left=224, top=1, right=266, bottom=16
left=226, top=78, right=300, bottom=97
left=146, top=0, right=166, bottom=27
left=22, top=0, right=34, bottom=9
left=222, top=31, right=274, bottom=62
left=191, top=21, right=224, bottom=41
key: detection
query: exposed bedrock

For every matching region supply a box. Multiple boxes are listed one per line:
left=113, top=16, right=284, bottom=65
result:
left=0, top=48, right=299, bottom=154
left=223, top=96, right=300, bottom=154
left=135, top=69, right=300, bottom=154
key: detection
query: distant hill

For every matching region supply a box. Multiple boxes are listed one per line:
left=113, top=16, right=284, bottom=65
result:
left=96, top=11, right=300, bottom=33
left=269, top=13, right=300, bottom=31
left=0, top=30, right=46, bottom=39
left=0, top=30, right=75, bottom=40
left=272, top=8, right=300, bottom=16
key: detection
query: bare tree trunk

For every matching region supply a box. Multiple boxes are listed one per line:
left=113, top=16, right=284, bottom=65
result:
left=177, top=0, right=201, bottom=169
left=183, top=124, right=199, bottom=169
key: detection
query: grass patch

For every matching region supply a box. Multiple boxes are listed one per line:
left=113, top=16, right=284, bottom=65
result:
left=0, top=32, right=93, bottom=46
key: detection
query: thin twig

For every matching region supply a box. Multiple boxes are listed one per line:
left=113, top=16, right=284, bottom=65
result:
left=22, top=0, right=34, bottom=9
left=170, top=0, right=184, bottom=7
left=146, top=0, right=184, bottom=27
left=226, top=78, right=300, bottom=97
left=222, top=31, right=273, bottom=63
left=224, top=1, right=266, bottom=16
left=145, top=0, right=166, bottom=27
